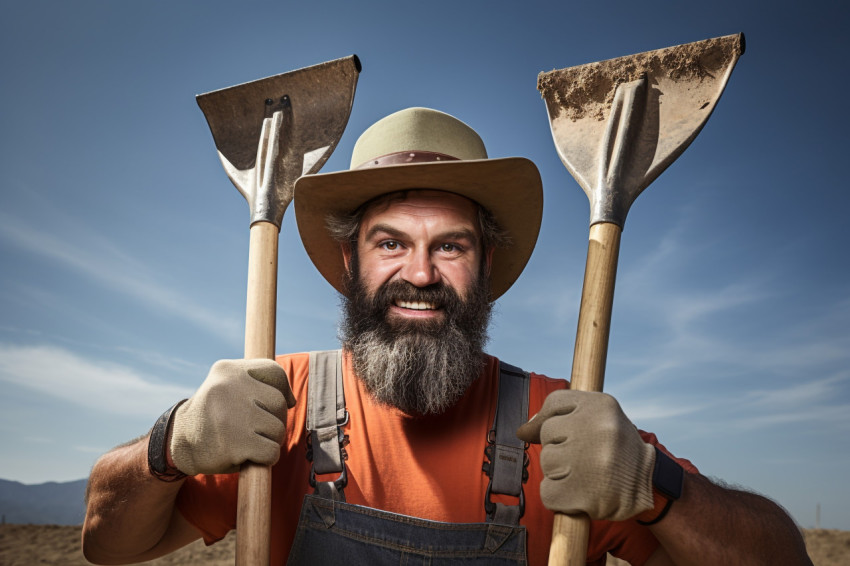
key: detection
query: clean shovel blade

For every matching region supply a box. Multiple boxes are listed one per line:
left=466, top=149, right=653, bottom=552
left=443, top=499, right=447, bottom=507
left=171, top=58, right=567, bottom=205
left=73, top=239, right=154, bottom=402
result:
left=197, top=55, right=361, bottom=226
left=539, top=34, right=744, bottom=226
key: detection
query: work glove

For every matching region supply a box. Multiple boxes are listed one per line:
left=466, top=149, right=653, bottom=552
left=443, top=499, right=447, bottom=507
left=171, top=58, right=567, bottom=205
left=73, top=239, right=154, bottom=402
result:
left=170, top=358, right=296, bottom=476
left=516, top=390, right=656, bottom=522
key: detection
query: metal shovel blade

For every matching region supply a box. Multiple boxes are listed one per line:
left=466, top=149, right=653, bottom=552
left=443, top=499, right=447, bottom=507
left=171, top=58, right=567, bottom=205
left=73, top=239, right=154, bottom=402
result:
left=197, top=55, right=361, bottom=227
left=538, top=34, right=744, bottom=227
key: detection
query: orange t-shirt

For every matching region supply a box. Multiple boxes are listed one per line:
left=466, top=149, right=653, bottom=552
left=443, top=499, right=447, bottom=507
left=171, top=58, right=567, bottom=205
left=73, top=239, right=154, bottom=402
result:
left=177, top=352, right=696, bottom=565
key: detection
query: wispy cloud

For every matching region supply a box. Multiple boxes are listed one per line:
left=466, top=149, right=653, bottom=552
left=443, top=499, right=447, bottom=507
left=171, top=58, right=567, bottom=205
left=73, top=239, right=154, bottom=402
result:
left=621, top=398, right=710, bottom=422
left=0, top=343, right=194, bottom=417
left=621, top=373, right=850, bottom=434
left=725, top=371, right=850, bottom=431
left=0, top=210, right=241, bottom=344
left=0, top=322, right=208, bottom=382
left=498, top=202, right=850, bottom=447
left=618, top=224, right=772, bottom=330
left=546, top=207, right=850, bottom=440
left=743, top=372, right=849, bottom=409
left=112, top=345, right=208, bottom=377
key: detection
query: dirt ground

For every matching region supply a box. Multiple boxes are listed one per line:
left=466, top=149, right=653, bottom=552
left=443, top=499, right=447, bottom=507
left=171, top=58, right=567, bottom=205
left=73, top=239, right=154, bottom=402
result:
left=0, top=524, right=847, bottom=565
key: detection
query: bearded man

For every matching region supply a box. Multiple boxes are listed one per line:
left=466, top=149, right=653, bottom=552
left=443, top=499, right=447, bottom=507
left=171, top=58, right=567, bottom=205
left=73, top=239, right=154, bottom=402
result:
left=83, top=108, right=812, bottom=566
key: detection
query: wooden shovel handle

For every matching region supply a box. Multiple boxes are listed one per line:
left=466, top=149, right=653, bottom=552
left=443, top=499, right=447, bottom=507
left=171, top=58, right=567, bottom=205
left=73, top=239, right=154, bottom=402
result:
left=549, top=222, right=622, bottom=566
left=237, top=221, right=279, bottom=566
left=570, top=222, right=621, bottom=393
left=550, top=513, right=592, bottom=566
left=237, top=463, right=273, bottom=565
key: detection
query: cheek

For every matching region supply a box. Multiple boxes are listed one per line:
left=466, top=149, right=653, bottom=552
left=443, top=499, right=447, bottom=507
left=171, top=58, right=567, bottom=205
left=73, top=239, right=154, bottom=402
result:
left=441, top=261, right=482, bottom=295
left=357, top=255, right=400, bottom=291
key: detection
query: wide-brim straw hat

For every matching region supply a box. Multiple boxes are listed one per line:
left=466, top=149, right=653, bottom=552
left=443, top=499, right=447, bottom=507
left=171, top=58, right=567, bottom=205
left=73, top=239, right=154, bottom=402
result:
left=294, top=107, right=543, bottom=300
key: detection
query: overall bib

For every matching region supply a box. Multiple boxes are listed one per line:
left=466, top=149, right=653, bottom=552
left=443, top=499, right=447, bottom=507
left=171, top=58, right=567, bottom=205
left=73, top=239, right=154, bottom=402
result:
left=286, top=350, right=531, bottom=565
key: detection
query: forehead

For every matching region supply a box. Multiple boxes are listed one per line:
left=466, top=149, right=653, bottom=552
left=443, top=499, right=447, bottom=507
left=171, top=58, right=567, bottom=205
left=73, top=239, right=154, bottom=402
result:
left=360, top=190, right=479, bottom=228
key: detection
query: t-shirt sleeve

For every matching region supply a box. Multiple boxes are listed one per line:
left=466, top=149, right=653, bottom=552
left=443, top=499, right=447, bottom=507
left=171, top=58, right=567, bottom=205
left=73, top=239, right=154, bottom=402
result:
left=593, top=519, right=660, bottom=566
left=176, top=472, right=239, bottom=545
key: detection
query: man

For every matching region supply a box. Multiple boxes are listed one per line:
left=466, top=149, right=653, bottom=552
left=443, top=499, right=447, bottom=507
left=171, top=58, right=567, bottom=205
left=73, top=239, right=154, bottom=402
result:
left=83, top=108, right=811, bottom=565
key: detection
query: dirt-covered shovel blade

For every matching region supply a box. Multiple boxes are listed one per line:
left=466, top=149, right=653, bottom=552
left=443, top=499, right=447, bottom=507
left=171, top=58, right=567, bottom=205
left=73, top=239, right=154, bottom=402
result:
left=196, top=55, right=360, bottom=566
left=538, top=35, right=744, bottom=566
left=540, top=34, right=744, bottom=227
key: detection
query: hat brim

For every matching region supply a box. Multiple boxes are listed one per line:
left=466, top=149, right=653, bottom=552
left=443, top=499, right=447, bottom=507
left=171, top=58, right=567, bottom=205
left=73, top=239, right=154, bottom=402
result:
left=293, top=157, right=543, bottom=300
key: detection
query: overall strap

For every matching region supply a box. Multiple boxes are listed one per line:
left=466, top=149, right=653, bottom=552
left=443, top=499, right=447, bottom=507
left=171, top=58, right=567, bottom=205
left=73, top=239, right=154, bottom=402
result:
left=483, top=361, right=530, bottom=525
left=306, top=349, right=348, bottom=501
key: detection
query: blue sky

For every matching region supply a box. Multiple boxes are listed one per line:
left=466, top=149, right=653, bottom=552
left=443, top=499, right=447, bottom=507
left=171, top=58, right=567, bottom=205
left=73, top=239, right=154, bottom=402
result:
left=1, top=0, right=848, bottom=531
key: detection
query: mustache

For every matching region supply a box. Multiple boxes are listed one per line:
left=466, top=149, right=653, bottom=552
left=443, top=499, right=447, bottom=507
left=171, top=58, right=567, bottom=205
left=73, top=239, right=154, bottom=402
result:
left=372, top=280, right=460, bottom=310
left=346, top=279, right=464, bottom=339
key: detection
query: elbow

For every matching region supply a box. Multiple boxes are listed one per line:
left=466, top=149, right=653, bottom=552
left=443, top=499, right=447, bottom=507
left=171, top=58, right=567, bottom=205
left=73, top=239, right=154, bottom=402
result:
left=81, top=538, right=109, bottom=565
left=81, top=518, right=118, bottom=565
left=82, top=538, right=139, bottom=565
left=81, top=514, right=137, bottom=566
left=81, top=536, right=114, bottom=565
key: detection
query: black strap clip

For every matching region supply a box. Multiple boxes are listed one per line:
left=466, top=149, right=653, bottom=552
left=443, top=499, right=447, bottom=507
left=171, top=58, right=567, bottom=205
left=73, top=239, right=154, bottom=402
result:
left=482, top=428, right=529, bottom=520
left=306, top=410, right=350, bottom=495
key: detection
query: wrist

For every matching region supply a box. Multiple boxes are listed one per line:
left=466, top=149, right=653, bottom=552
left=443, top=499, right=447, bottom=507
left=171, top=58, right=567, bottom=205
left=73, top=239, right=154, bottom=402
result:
left=148, top=400, right=189, bottom=482
left=635, top=447, right=683, bottom=525
left=635, top=488, right=675, bottom=525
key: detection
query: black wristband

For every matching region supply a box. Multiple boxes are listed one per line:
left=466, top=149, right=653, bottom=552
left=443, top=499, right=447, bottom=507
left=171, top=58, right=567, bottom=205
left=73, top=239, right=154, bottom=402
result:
left=147, top=399, right=188, bottom=482
left=651, top=447, right=684, bottom=500
left=637, top=447, right=684, bottom=526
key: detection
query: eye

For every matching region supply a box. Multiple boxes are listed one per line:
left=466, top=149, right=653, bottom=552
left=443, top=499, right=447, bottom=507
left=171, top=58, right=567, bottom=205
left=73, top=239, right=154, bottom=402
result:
left=381, top=240, right=400, bottom=251
left=440, top=243, right=462, bottom=253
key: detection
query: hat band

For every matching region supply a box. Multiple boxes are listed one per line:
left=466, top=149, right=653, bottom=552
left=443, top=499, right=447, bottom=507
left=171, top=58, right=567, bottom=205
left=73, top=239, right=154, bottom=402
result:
left=355, top=151, right=461, bottom=170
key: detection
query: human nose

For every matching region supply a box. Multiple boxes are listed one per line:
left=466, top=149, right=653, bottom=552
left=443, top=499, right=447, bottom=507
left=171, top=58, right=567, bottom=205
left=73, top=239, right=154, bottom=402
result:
left=399, top=247, right=441, bottom=287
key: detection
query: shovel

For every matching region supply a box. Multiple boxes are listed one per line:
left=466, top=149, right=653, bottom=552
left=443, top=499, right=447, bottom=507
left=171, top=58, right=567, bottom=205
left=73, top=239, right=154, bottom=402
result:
left=537, top=34, right=744, bottom=565
left=196, top=55, right=360, bottom=565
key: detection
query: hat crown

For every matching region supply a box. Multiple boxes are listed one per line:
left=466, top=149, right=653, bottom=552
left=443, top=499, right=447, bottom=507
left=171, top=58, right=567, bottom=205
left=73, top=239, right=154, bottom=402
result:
left=294, top=107, right=543, bottom=301
left=350, top=107, right=488, bottom=169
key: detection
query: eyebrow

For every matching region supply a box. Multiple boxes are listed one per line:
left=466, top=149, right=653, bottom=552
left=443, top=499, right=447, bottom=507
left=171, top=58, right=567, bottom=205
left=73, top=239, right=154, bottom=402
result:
left=364, top=223, right=480, bottom=245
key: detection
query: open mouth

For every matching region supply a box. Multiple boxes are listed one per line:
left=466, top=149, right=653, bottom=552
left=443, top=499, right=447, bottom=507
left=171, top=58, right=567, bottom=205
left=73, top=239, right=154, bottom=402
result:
left=394, top=300, right=439, bottom=311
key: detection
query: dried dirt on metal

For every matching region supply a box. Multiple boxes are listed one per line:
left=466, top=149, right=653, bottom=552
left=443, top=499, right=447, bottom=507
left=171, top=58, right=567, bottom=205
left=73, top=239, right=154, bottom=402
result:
left=538, top=35, right=743, bottom=122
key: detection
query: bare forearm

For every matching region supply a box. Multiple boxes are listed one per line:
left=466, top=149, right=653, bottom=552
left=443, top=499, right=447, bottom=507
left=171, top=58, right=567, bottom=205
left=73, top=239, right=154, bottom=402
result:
left=650, top=473, right=812, bottom=566
left=82, top=435, right=196, bottom=564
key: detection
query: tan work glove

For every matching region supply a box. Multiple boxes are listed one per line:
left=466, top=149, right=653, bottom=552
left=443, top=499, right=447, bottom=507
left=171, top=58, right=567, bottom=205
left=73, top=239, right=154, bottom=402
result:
left=170, top=358, right=296, bottom=476
left=516, top=390, right=656, bottom=521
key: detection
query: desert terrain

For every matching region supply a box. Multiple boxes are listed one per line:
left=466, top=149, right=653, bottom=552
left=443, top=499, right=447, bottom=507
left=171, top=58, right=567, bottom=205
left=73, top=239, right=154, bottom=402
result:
left=0, top=523, right=847, bottom=565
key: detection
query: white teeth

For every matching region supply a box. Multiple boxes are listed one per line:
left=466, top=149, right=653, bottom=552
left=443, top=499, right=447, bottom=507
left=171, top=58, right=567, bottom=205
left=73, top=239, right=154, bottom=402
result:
left=396, top=300, right=437, bottom=310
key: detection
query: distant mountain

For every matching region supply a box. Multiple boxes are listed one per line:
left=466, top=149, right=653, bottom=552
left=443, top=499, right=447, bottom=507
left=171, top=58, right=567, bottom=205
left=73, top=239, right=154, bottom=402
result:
left=0, top=478, right=87, bottom=525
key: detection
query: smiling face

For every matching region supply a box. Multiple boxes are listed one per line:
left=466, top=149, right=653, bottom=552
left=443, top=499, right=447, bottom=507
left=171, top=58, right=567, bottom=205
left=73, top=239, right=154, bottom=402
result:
left=338, top=190, right=496, bottom=415
left=343, top=190, right=492, bottom=318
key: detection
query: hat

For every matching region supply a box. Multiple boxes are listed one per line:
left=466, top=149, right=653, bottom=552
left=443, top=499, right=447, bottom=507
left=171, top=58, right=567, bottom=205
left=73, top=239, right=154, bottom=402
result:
left=294, top=107, right=543, bottom=300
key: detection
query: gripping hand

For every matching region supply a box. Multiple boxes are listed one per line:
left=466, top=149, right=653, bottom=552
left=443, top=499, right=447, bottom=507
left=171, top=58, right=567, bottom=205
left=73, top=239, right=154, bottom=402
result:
left=170, top=358, right=296, bottom=476
left=516, top=390, right=655, bottom=521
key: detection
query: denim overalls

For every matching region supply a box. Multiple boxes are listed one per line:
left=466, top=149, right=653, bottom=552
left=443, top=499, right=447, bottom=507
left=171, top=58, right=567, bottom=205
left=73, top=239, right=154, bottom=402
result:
left=286, top=350, right=531, bottom=565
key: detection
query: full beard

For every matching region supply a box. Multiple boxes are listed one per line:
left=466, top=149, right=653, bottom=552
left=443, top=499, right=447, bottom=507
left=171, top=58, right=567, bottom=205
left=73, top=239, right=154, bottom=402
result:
left=340, top=259, right=492, bottom=416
